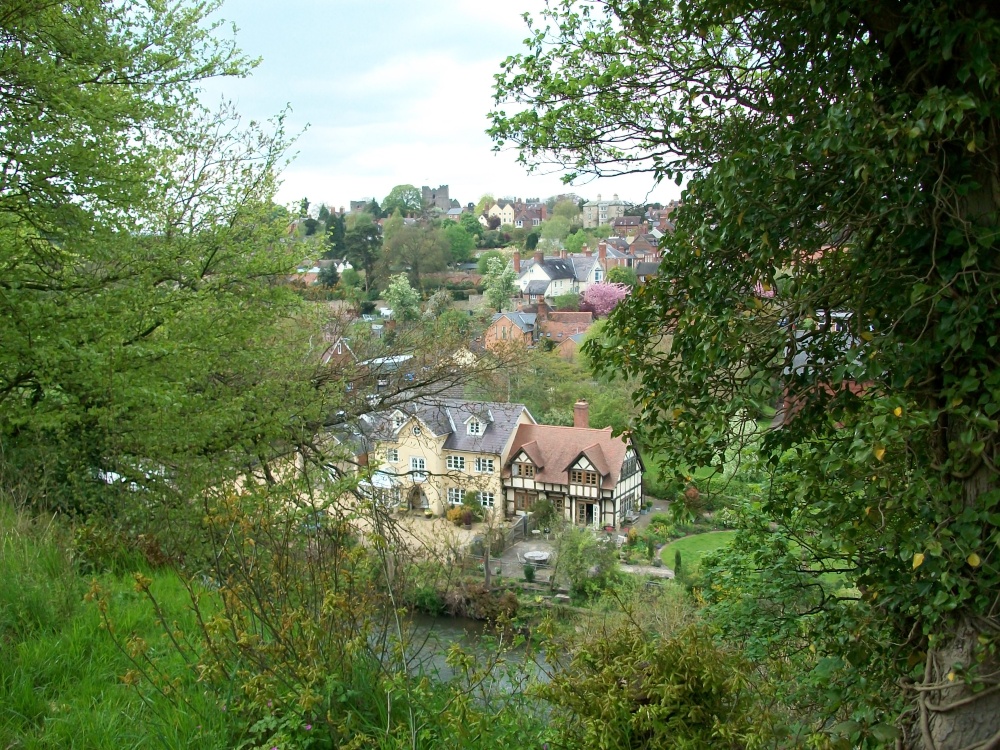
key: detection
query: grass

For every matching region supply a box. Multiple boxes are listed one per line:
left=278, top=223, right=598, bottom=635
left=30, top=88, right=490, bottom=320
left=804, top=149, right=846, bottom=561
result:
left=661, top=531, right=738, bottom=571
left=0, top=503, right=232, bottom=749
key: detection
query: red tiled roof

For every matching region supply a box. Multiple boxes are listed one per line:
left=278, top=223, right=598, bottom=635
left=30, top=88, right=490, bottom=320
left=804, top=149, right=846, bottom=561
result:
left=505, top=423, right=630, bottom=490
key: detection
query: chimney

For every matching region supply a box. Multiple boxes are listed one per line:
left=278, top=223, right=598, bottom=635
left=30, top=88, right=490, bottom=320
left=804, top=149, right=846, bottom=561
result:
left=513, top=250, right=521, bottom=274
left=642, top=221, right=649, bottom=234
left=560, top=248, right=567, bottom=259
left=598, top=241, right=607, bottom=266
left=583, top=244, right=591, bottom=257
left=534, top=249, right=544, bottom=264
left=573, top=400, right=589, bottom=429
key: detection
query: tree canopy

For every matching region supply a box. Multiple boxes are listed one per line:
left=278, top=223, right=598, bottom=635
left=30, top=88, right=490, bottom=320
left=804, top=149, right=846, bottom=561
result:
left=493, top=0, right=1000, bottom=745
left=382, top=184, right=422, bottom=216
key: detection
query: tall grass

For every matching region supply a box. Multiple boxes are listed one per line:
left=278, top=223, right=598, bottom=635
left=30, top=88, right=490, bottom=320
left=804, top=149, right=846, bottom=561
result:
left=0, top=502, right=231, bottom=749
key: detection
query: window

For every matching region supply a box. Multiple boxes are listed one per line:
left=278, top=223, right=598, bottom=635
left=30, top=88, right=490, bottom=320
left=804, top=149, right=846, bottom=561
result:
left=410, top=457, right=426, bottom=482
left=570, top=469, right=583, bottom=484
left=386, top=448, right=399, bottom=463
left=516, top=462, right=535, bottom=478
left=478, top=491, right=495, bottom=508
left=475, top=457, right=494, bottom=473
left=446, top=455, right=465, bottom=470
left=412, top=425, right=421, bottom=436
left=515, top=491, right=536, bottom=511
left=594, top=268, right=603, bottom=282
left=570, top=469, right=599, bottom=485
left=392, top=415, right=404, bottom=430
left=467, top=419, right=482, bottom=435
left=447, top=487, right=464, bottom=505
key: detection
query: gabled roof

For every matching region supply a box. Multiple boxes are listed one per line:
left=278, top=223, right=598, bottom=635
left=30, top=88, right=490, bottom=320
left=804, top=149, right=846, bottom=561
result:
left=635, top=261, right=661, bottom=277
left=365, top=398, right=533, bottom=455
left=491, top=311, right=536, bottom=333
left=505, top=423, right=632, bottom=490
left=572, top=256, right=596, bottom=281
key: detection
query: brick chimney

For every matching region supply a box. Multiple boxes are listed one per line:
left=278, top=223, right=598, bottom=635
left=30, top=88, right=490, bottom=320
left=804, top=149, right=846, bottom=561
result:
left=513, top=250, right=521, bottom=274
left=573, top=400, right=589, bottom=429
left=598, top=241, right=607, bottom=267
left=560, top=248, right=567, bottom=259
left=583, top=244, right=591, bottom=257
left=534, top=249, right=544, bottom=264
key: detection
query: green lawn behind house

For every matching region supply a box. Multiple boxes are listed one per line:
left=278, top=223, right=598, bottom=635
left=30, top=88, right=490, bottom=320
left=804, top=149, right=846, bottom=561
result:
left=661, top=531, right=738, bottom=572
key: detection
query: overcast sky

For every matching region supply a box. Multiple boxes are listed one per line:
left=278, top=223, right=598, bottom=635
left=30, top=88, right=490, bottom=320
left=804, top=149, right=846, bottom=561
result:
left=198, top=0, right=681, bottom=212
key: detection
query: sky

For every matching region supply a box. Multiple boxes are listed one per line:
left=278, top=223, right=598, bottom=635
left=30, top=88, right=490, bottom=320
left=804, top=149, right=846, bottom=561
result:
left=198, top=0, right=681, bottom=212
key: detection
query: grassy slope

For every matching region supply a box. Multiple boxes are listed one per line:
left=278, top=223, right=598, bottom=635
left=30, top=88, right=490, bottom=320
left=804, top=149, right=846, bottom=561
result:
left=0, top=505, right=229, bottom=749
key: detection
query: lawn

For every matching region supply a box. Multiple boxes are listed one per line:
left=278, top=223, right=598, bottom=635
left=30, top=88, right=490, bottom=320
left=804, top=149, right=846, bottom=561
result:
left=660, top=531, right=738, bottom=571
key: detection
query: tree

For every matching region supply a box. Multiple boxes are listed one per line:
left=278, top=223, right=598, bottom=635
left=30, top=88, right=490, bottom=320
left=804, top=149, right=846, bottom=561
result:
left=474, top=194, right=495, bottom=216
left=0, top=0, right=322, bottom=514
left=539, top=216, right=571, bottom=244
left=582, top=282, right=630, bottom=317
left=552, top=291, right=579, bottom=311
left=318, top=264, right=340, bottom=288
left=563, top=230, right=587, bottom=254
left=552, top=199, right=581, bottom=224
left=606, top=266, right=638, bottom=288
left=442, top=222, right=476, bottom=264
left=492, top=1, right=1000, bottom=745
left=381, top=225, right=448, bottom=289
left=382, top=184, right=422, bottom=216
left=481, top=256, right=517, bottom=313
left=476, top=250, right=504, bottom=275
left=382, top=274, right=421, bottom=323
left=342, top=216, right=382, bottom=291
left=459, top=211, right=484, bottom=238
left=525, top=232, right=539, bottom=251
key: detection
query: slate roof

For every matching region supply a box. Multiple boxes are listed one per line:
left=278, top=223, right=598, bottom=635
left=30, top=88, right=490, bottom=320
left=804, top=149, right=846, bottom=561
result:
left=363, top=398, right=532, bottom=455
left=524, top=280, right=549, bottom=295
left=635, top=261, right=661, bottom=278
left=492, top=311, right=536, bottom=333
left=505, top=424, right=631, bottom=491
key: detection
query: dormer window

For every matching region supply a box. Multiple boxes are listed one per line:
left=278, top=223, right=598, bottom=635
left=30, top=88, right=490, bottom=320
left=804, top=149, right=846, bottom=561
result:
left=467, top=419, right=482, bottom=436
left=392, top=414, right=404, bottom=430
left=515, top=462, right=535, bottom=478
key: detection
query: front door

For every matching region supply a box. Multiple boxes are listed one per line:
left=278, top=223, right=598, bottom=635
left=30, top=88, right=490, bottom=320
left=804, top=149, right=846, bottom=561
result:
left=576, top=502, right=595, bottom=526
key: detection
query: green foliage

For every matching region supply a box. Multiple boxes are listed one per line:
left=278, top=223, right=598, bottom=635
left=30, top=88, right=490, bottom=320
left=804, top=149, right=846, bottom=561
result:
left=442, top=221, right=476, bottom=264
left=481, top=255, right=518, bottom=312
left=476, top=249, right=505, bottom=275
left=551, top=527, right=619, bottom=599
left=491, top=0, right=1000, bottom=737
left=539, top=215, right=571, bottom=243
left=381, top=183, right=422, bottom=216
left=383, top=273, right=421, bottom=322
left=606, top=265, right=638, bottom=288
left=552, top=291, right=580, bottom=310
left=317, top=264, right=339, bottom=288
left=523, top=564, right=536, bottom=582
left=540, top=624, right=774, bottom=749
left=381, top=224, right=449, bottom=288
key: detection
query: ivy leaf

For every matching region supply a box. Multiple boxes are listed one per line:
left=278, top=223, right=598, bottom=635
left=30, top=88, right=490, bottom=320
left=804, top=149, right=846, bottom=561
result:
left=913, top=553, right=925, bottom=569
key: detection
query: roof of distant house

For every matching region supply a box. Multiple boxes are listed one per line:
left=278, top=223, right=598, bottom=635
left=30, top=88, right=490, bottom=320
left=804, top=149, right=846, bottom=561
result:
left=363, top=398, right=532, bottom=454
left=491, top=311, right=537, bottom=333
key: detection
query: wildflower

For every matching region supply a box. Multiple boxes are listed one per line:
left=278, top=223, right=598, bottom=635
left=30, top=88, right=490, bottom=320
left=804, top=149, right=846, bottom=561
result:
left=305, top=724, right=312, bottom=731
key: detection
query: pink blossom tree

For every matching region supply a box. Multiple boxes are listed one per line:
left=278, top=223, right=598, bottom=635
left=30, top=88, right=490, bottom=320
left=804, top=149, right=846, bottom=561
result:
left=582, top=282, right=631, bottom=317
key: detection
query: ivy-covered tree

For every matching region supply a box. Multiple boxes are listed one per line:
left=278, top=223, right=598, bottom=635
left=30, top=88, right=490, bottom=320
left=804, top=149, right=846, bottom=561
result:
left=492, top=1, right=1000, bottom=746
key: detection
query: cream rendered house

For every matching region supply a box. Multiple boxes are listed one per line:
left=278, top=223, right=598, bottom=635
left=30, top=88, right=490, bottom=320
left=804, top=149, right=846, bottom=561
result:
left=362, top=399, right=535, bottom=518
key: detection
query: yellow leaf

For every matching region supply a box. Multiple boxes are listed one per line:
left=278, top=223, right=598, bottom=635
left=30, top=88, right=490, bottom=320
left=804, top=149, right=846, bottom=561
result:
left=874, top=445, right=886, bottom=461
left=967, top=140, right=976, bottom=153
left=695, top=248, right=701, bottom=257
left=864, top=506, right=872, bottom=515
left=860, top=330, right=874, bottom=341
left=893, top=406, right=903, bottom=417
left=947, top=671, right=956, bottom=682
left=913, top=552, right=925, bottom=569
left=967, top=553, right=982, bottom=568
